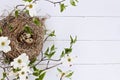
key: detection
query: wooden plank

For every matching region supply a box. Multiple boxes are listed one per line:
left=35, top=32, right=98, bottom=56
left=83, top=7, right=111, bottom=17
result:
left=1, top=0, right=120, bottom=16
left=37, top=0, right=120, bottom=16
left=29, top=65, right=120, bottom=80
left=45, top=17, right=120, bottom=40
left=1, top=65, right=120, bottom=80
left=42, top=41, right=120, bottom=64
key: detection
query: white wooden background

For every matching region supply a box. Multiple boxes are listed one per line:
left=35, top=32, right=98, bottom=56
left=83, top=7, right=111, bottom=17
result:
left=1, top=0, right=120, bottom=80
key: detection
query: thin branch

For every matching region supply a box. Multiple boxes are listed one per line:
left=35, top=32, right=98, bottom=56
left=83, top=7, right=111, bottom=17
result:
left=43, top=58, right=61, bottom=62
left=15, top=4, right=25, bottom=9
left=32, top=0, right=39, bottom=3
left=43, top=35, right=50, bottom=43
left=43, top=63, right=62, bottom=71
left=32, top=56, right=46, bottom=67
left=44, top=0, right=66, bottom=4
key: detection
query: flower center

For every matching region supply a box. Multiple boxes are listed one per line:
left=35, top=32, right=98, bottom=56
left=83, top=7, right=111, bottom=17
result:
left=68, top=58, right=71, bottom=62
left=28, top=4, right=33, bottom=9
left=21, top=71, right=25, bottom=75
left=1, top=42, right=5, bottom=46
left=17, top=59, right=22, bottom=64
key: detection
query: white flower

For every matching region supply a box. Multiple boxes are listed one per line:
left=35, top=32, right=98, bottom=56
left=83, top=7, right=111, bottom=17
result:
left=61, top=55, right=77, bottom=67
left=18, top=66, right=31, bottom=80
left=11, top=53, right=30, bottom=69
left=23, top=1, right=37, bottom=17
left=0, top=36, right=11, bottom=53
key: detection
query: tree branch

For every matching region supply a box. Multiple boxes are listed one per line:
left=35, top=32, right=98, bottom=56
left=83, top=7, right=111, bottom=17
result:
left=44, top=0, right=66, bottom=4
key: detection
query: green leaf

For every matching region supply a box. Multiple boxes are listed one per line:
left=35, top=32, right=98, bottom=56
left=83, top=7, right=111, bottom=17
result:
left=39, top=72, right=46, bottom=80
left=48, top=51, right=55, bottom=59
left=65, top=48, right=72, bottom=54
left=33, top=71, right=40, bottom=76
left=33, top=66, right=39, bottom=71
left=23, top=0, right=32, bottom=2
left=15, top=10, right=19, bottom=17
left=44, top=47, right=49, bottom=56
left=25, top=10, right=30, bottom=15
left=51, top=45, right=55, bottom=51
left=65, top=72, right=74, bottom=78
left=60, top=4, right=67, bottom=12
left=29, top=58, right=36, bottom=66
left=33, top=18, right=41, bottom=26
left=70, top=35, right=74, bottom=44
left=8, top=25, right=13, bottom=31
left=70, top=36, right=77, bottom=44
left=2, top=72, right=6, bottom=78
left=75, top=0, right=79, bottom=2
left=24, top=25, right=33, bottom=35
left=60, top=51, right=65, bottom=58
left=13, top=68, right=21, bottom=73
left=33, top=67, right=43, bottom=77
left=35, top=78, right=39, bottom=80
left=73, top=36, right=77, bottom=43
left=70, top=0, right=76, bottom=6
left=57, top=68, right=62, bottom=73
left=0, top=28, right=2, bottom=34
left=49, top=30, right=56, bottom=37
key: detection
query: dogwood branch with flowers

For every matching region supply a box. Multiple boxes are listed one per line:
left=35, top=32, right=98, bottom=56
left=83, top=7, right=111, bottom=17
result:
left=0, top=34, right=77, bottom=80
left=0, top=0, right=78, bottom=80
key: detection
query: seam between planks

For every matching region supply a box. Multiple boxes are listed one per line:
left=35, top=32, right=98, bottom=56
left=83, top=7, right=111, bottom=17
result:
left=46, top=40, right=120, bottom=41
left=51, top=16, right=120, bottom=18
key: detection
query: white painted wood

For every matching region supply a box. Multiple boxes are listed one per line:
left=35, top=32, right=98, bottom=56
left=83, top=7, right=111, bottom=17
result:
left=43, top=41, right=120, bottom=64
left=45, top=17, right=120, bottom=40
left=0, top=0, right=120, bottom=80
left=1, top=65, right=120, bottom=80
left=1, top=0, right=120, bottom=16
left=42, top=65, right=120, bottom=80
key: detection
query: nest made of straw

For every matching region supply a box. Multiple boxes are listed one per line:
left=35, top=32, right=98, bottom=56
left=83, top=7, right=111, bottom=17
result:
left=0, top=12, right=45, bottom=60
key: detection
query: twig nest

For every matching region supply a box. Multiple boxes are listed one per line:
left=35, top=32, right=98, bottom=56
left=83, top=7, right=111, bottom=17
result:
left=0, top=13, right=45, bottom=60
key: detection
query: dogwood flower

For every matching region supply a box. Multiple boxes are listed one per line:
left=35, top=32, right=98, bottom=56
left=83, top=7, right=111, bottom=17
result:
left=23, top=1, right=37, bottom=17
left=8, top=66, right=32, bottom=80
left=18, top=66, right=32, bottom=80
left=0, top=36, right=11, bottom=53
left=11, top=53, right=30, bottom=69
left=61, top=55, right=77, bottom=67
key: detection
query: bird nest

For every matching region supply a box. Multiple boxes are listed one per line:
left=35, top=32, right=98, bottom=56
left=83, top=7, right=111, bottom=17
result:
left=0, top=12, right=44, bottom=60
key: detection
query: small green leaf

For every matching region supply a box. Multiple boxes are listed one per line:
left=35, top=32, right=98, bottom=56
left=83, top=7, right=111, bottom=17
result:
left=75, top=0, right=79, bottom=2
left=57, top=68, right=62, bottom=73
left=3, top=72, right=6, bottom=78
left=33, top=66, right=39, bottom=71
left=65, top=48, right=72, bottom=54
left=29, top=58, right=36, bottom=66
left=60, top=4, right=67, bottom=12
left=70, top=0, right=76, bottom=6
left=65, top=72, right=74, bottom=78
left=24, top=25, right=33, bottom=35
left=39, top=72, right=46, bottom=80
left=25, top=10, right=30, bottom=15
left=8, top=25, right=13, bottom=31
left=48, top=51, right=55, bottom=59
left=13, top=68, right=21, bottom=73
left=49, top=30, right=56, bottom=37
left=0, top=28, right=2, bottom=34
left=44, top=47, right=49, bottom=56
left=23, top=0, right=32, bottom=2
left=51, top=45, right=55, bottom=51
left=60, top=51, right=65, bottom=58
left=70, top=35, right=74, bottom=44
left=73, top=36, right=77, bottom=43
left=15, top=10, right=19, bottom=17
left=33, top=71, right=40, bottom=76
left=33, top=18, right=41, bottom=26
left=70, top=36, right=77, bottom=44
